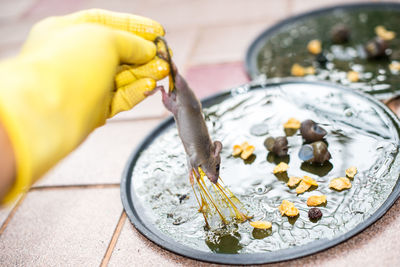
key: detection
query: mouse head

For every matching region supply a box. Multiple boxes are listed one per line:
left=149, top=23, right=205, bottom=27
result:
left=202, top=141, right=223, bottom=184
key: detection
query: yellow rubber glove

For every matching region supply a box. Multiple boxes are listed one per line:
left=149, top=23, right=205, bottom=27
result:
left=0, top=9, right=170, bottom=203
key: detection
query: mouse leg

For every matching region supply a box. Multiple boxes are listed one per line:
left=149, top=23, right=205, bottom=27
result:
left=187, top=157, right=199, bottom=185
left=143, top=85, right=164, bottom=96
left=189, top=171, right=195, bottom=185
left=145, top=85, right=178, bottom=114
left=160, top=88, right=178, bottom=114
left=189, top=157, right=201, bottom=179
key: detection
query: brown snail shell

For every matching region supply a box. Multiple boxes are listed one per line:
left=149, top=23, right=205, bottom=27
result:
left=264, top=136, right=288, bottom=157
left=300, top=120, right=327, bottom=142
left=331, top=24, right=350, bottom=44
left=298, top=141, right=331, bottom=164
left=365, top=37, right=388, bottom=59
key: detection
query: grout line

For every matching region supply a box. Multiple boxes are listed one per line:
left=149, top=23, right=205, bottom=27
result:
left=30, top=183, right=120, bottom=191
left=0, top=42, right=23, bottom=51
left=186, top=60, right=245, bottom=69
left=179, top=27, right=200, bottom=76
left=107, top=115, right=168, bottom=124
left=0, top=193, right=27, bottom=235
left=183, top=27, right=202, bottom=71
left=100, top=211, right=127, bottom=267
left=190, top=17, right=284, bottom=33
left=18, top=0, right=42, bottom=20
left=168, top=14, right=288, bottom=34
left=286, top=0, right=293, bottom=16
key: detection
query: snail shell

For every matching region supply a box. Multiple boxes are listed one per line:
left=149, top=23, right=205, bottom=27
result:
left=315, top=53, right=328, bottom=68
left=264, top=136, right=288, bottom=157
left=300, top=120, right=327, bottom=142
left=365, top=37, right=388, bottom=59
left=298, top=141, right=331, bottom=164
left=331, top=24, right=350, bottom=44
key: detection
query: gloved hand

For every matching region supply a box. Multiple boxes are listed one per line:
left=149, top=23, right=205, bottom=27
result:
left=0, top=9, right=170, bottom=203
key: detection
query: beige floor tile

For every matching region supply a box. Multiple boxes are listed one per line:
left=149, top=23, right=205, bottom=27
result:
left=78, top=0, right=142, bottom=14
left=0, top=205, right=13, bottom=229
left=0, top=19, right=36, bottom=47
left=185, top=62, right=250, bottom=98
left=0, top=0, right=36, bottom=22
left=190, top=22, right=270, bottom=66
left=82, top=0, right=288, bottom=30
left=0, top=45, right=21, bottom=60
left=290, top=0, right=377, bottom=16
left=0, top=187, right=122, bottom=266
left=164, top=28, right=199, bottom=74
left=0, top=194, right=22, bottom=228
left=143, top=0, right=289, bottom=30
left=36, top=119, right=165, bottom=186
left=108, top=219, right=216, bottom=267
left=23, top=0, right=88, bottom=20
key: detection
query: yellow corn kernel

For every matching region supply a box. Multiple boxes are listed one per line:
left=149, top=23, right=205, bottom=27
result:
left=232, top=145, right=243, bottom=156
left=307, top=195, right=327, bottom=206
left=375, top=25, right=396, bottom=41
left=278, top=200, right=299, bottom=217
left=296, top=180, right=312, bottom=194
left=345, top=166, right=357, bottom=179
left=241, top=142, right=250, bottom=150
left=329, top=177, right=352, bottom=191
left=307, top=39, right=322, bottom=55
left=273, top=162, right=289, bottom=174
left=283, top=118, right=301, bottom=130
left=305, top=66, right=316, bottom=75
left=233, top=141, right=255, bottom=160
left=302, top=176, right=318, bottom=186
left=241, top=145, right=255, bottom=160
left=250, top=221, right=272, bottom=229
left=389, top=61, right=400, bottom=72
left=347, top=71, right=359, bottom=82
left=287, top=176, right=302, bottom=187
left=291, top=63, right=305, bottom=77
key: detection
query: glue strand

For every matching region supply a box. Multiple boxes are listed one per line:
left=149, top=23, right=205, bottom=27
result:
left=191, top=172, right=210, bottom=227
left=197, top=174, right=228, bottom=224
left=216, top=183, right=246, bottom=221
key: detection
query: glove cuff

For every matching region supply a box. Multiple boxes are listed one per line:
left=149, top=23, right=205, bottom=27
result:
left=0, top=61, right=34, bottom=203
left=0, top=105, right=32, bottom=204
left=0, top=58, right=86, bottom=203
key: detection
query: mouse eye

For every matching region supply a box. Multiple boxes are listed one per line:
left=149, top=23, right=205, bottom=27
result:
left=216, top=164, right=220, bottom=171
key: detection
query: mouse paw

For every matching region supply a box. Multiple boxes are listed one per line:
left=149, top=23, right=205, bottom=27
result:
left=144, top=85, right=165, bottom=97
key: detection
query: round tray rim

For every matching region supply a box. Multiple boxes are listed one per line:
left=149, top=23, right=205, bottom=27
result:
left=245, top=1, right=400, bottom=80
left=121, top=79, right=400, bottom=265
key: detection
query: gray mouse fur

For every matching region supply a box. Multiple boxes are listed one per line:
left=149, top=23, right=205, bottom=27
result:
left=150, top=71, right=222, bottom=183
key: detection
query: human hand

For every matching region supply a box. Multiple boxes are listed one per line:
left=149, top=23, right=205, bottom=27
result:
left=0, top=9, right=170, bottom=203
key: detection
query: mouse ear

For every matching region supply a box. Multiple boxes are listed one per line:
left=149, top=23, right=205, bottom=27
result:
left=213, top=141, right=222, bottom=156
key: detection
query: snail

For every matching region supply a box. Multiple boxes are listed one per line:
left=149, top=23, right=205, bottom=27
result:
left=300, top=120, right=327, bottom=142
left=330, top=24, right=350, bottom=44
left=315, top=53, right=328, bottom=68
left=264, top=136, right=288, bottom=157
left=298, top=141, right=331, bottom=164
left=364, top=37, right=388, bottom=59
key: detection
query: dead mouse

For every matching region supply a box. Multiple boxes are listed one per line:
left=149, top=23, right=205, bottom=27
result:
left=146, top=67, right=222, bottom=184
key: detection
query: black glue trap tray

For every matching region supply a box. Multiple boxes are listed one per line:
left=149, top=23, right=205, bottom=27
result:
left=246, top=2, right=400, bottom=101
left=121, top=80, right=400, bottom=265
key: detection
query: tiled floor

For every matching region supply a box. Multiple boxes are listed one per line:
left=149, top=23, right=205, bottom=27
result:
left=1, top=0, right=400, bottom=266
left=36, top=119, right=164, bottom=187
